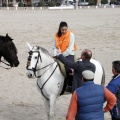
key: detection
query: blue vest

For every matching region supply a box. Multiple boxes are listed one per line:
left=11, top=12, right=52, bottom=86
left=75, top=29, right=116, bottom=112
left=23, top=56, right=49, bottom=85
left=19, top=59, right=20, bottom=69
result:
left=76, top=81, right=104, bottom=120
left=107, top=75, right=120, bottom=118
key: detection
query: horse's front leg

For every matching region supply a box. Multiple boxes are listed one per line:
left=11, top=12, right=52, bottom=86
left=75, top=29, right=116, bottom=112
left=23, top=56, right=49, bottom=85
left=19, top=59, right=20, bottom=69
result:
left=49, top=95, right=57, bottom=120
left=42, top=97, right=50, bottom=120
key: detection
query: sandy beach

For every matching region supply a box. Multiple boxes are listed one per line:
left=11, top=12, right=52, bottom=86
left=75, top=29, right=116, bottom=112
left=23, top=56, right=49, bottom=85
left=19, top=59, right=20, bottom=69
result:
left=0, top=8, right=120, bottom=120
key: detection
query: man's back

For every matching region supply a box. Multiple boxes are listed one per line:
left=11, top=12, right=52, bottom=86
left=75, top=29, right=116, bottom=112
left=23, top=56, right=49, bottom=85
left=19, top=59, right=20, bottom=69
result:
left=107, top=75, right=120, bottom=89
left=58, top=54, right=96, bottom=92
left=76, top=81, right=104, bottom=120
left=72, top=60, right=95, bottom=93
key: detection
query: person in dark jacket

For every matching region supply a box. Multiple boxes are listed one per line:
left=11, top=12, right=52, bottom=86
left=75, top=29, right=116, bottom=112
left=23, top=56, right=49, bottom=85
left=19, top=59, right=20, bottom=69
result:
left=107, top=60, right=120, bottom=120
left=57, top=48, right=96, bottom=93
left=66, top=70, right=116, bottom=120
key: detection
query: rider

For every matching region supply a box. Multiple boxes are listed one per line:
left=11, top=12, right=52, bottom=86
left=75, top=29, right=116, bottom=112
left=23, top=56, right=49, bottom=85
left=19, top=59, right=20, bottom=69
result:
left=53, top=21, right=77, bottom=91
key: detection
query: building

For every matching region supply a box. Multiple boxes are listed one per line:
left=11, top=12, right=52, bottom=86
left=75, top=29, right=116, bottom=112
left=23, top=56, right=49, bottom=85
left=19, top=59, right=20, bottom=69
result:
left=0, top=0, right=35, bottom=7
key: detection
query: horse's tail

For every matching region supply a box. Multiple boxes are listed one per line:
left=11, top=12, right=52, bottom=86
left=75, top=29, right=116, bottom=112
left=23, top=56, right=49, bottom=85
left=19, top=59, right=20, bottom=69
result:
left=100, top=64, right=105, bottom=86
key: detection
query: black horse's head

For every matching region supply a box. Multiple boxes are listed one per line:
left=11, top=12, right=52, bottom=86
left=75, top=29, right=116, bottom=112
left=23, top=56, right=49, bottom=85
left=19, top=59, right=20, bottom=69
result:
left=0, top=34, right=19, bottom=67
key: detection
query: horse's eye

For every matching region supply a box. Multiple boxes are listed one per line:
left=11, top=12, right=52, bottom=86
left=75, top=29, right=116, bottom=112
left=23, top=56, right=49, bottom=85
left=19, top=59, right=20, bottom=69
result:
left=35, top=57, right=37, bottom=59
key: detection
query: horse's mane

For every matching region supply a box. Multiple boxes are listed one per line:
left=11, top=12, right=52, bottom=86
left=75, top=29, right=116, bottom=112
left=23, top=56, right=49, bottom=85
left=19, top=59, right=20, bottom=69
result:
left=12, top=42, right=18, bottom=54
left=40, top=47, right=50, bottom=55
left=33, top=46, right=51, bottom=57
left=0, top=35, right=18, bottom=54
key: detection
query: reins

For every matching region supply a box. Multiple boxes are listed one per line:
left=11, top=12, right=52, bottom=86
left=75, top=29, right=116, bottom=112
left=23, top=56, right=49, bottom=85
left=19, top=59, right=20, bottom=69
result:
left=37, top=64, right=58, bottom=100
left=0, top=60, right=11, bottom=70
left=34, top=61, right=56, bottom=78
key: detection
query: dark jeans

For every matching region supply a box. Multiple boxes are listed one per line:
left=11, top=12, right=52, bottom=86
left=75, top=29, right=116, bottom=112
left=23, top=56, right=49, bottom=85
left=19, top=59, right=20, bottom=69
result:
left=65, top=55, right=74, bottom=86
left=112, top=117, right=120, bottom=120
left=110, top=111, right=120, bottom=120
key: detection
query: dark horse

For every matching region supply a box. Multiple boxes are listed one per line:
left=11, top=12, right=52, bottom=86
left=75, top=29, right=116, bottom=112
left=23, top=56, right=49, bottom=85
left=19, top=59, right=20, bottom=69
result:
left=0, top=34, right=19, bottom=68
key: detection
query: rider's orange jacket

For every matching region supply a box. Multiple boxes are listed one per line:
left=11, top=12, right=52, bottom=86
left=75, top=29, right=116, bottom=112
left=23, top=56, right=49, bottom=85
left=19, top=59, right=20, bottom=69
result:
left=55, top=30, right=77, bottom=53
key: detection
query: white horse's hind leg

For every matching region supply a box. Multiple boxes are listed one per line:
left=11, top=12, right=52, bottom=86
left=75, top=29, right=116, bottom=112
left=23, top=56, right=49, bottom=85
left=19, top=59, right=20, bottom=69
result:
left=49, top=95, right=56, bottom=120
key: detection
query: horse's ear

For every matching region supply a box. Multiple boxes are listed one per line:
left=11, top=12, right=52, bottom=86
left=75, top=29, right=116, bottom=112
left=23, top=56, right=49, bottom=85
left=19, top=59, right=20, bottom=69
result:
left=6, top=33, right=13, bottom=41
left=6, top=33, right=8, bottom=37
left=26, top=42, right=32, bottom=50
left=37, top=46, right=39, bottom=50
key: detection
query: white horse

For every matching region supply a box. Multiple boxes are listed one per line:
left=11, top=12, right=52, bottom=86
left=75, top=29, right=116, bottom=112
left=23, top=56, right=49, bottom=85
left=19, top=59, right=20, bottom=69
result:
left=26, top=43, right=105, bottom=120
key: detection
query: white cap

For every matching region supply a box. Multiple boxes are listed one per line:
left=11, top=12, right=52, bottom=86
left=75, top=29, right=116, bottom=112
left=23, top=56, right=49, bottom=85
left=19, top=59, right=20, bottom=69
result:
left=82, top=70, right=95, bottom=80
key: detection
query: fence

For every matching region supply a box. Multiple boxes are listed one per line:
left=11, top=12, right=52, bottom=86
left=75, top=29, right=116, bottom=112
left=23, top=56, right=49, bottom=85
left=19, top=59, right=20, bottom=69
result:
left=0, top=5, right=120, bottom=10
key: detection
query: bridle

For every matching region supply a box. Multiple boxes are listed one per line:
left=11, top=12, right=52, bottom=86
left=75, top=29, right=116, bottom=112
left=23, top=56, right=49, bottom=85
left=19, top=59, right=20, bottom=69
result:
left=26, top=49, right=58, bottom=100
left=0, top=41, right=13, bottom=70
left=0, top=60, right=11, bottom=70
left=26, top=50, right=56, bottom=78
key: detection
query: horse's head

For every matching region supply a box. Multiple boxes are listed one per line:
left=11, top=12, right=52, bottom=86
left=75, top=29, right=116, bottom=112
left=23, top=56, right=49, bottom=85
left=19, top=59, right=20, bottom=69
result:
left=26, top=43, right=41, bottom=78
left=0, top=34, right=19, bottom=67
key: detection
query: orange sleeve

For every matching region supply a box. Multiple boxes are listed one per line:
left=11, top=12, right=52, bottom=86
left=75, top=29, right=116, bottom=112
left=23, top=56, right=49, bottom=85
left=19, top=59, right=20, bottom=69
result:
left=103, top=87, right=116, bottom=112
left=66, top=91, right=78, bottom=120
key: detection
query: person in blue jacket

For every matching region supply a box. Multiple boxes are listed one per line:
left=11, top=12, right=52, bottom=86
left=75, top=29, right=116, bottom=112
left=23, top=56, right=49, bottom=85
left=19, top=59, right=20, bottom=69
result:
left=107, top=60, right=120, bottom=120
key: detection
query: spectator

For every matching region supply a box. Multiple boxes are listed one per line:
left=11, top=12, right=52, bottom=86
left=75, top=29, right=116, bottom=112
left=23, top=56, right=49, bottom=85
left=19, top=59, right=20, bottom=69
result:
left=66, top=70, right=116, bottom=120
left=107, top=60, right=120, bottom=120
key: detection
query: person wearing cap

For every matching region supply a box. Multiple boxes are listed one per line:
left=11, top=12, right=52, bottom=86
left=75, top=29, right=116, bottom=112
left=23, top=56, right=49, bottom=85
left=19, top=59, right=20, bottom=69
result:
left=57, top=48, right=95, bottom=93
left=66, top=70, right=116, bottom=120
left=106, top=61, right=120, bottom=120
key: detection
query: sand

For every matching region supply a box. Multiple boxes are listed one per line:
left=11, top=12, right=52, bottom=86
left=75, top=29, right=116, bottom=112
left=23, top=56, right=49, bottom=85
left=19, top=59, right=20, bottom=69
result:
left=0, top=8, right=120, bottom=120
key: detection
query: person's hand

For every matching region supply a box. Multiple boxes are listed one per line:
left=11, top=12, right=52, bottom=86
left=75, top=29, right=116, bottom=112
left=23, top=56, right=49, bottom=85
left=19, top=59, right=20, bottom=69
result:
left=69, top=69, right=74, bottom=75
left=57, top=47, right=62, bottom=55
left=103, top=108, right=106, bottom=113
left=53, top=56, right=57, bottom=59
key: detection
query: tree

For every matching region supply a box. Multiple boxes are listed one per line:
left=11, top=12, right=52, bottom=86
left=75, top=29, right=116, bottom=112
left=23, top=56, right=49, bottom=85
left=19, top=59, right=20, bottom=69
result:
left=101, top=0, right=107, bottom=4
left=89, top=0, right=96, bottom=5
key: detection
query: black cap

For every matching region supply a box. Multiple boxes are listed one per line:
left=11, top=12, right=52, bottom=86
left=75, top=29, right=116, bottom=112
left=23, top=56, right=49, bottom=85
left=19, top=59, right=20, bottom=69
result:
left=112, top=60, right=120, bottom=73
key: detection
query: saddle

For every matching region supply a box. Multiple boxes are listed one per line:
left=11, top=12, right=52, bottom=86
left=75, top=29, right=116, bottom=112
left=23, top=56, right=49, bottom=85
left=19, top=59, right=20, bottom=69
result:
left=57, top=60, right=67, bottom=77
left=56, top=54, right=77, bottom=78
left=56, top=55, right=77, bottom=95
